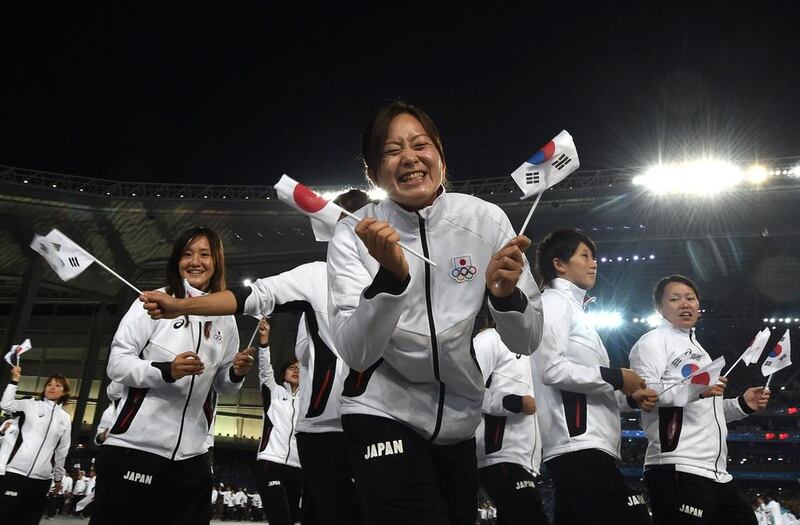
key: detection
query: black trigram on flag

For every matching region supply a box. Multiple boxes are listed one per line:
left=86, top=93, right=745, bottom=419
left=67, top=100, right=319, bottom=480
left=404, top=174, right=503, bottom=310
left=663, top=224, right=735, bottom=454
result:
left=525, top=172, right=541, bottom=185
left=68, top=257, right=81, bottom=268
left=51, top=242, right=62, bottom=252
left=551, top=154, right=572, bottom=170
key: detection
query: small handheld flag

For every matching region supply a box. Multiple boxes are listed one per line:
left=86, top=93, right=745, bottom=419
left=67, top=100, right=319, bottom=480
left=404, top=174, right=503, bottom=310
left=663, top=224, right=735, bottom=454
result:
left=4, top=339, right=32, bottom=367
left=656, top=356, right=726, bottom=405
left=30, top=228, right=143, bottom=295
left=723, top=327, right=771, bottom=377
left=762, top=330, right=792, bottom=388
left=512, top=130, right=580, bottom=235
left=274, top=175, right=436, bottom=267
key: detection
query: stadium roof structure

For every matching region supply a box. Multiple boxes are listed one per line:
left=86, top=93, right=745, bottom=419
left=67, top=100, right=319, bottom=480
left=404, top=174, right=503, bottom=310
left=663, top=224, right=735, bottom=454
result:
left=2, top=159, right=800, bottom=321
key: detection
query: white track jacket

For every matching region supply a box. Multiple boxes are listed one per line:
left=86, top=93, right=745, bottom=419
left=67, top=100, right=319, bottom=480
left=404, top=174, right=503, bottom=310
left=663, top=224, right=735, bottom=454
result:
left=256, top=345, right=301, bottom=467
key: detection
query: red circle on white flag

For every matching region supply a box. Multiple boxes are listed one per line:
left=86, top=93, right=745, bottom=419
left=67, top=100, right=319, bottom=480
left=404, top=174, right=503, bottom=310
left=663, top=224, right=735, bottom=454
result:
left=293, top=184, right=327, bottom=213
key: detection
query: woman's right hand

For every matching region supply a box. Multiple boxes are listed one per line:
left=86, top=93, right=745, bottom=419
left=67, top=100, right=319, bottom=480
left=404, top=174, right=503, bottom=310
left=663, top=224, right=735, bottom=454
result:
left=700, top=375, right=727, bottom=399
left=11, top=366, right=21, bottom=382
left=258, top=318, right=270, bottom=346
left=140, top=291, right=182, bottom=320
left=355, top=218, right=409, bottom=281
left=170, top=351, right=205, bottom=380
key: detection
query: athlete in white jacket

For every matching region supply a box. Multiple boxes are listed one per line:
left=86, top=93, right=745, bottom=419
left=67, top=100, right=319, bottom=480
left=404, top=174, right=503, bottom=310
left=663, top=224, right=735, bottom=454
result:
left=0, top=417, right=19, bottom=476
left=254, top=319, right=303, bottom=525
left=473, top=326, right=547, bottom=525
left=0, top=366, right=71, bottom=525
left=629, top=274, right=769, bottom=525
left=326, top=102, right=543, bottom=523
left=92, top=227, right=253, bottom=525
left=531, top=229, right=656, bottom=525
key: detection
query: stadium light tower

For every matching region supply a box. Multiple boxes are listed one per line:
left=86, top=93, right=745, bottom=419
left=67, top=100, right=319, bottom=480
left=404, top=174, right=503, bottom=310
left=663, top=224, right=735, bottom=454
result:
left=633, top=159, right=744, bottom=195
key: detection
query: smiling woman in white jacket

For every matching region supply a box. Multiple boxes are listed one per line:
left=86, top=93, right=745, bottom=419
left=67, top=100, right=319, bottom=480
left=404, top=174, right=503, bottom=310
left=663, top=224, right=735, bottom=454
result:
left=326, top=101, right=543, bottom=524
left=0, top=366, right=71, bottom=525
left=90, top=227, right=253, bottom=525
left=629, top=274, right=770, bottom=525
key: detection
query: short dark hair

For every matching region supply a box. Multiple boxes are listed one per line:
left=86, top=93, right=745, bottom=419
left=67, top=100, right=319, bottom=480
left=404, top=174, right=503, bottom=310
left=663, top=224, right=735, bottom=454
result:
left=165, top=227, right=226, bottom=298
left=41, top=374, right=70, bottom=405
left=333, top=189, right=372, bottom=214
left=535, top=229, right=596, bottom=285
left=278, top=357, right=300, bottom=384
left=361, top=101, right=446, bottom=183
left=653, top=275, right=700, bottom=307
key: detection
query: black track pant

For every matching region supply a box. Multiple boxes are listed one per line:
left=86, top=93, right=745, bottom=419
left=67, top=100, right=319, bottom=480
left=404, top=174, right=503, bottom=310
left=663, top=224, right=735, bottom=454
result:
left=546, top=449, right=652, bottom=525
left=89, top=445, right=212, bottom=525
left=296, top=430, right=362, bottom=525
left=0, top=472, right=51, bottom=525
left=479, top=462, right=549, bottom=525
left=342, top=414, right=478, bottom=525
left=258, top=460, right=302, bottom=525
left=645, top=468, right=756, bottom=525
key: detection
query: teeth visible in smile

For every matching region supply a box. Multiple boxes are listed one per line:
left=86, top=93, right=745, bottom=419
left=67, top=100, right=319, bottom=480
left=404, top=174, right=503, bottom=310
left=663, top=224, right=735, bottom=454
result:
left=400, top=171, right=424, bottom=183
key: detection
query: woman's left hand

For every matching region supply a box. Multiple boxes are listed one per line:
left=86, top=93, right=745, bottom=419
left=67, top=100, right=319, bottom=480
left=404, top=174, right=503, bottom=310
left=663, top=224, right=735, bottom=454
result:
left=233, top=348, right=255, bottom=377
left=743, top=386, right=770, bottom=412
left=486, top=236, right=531, bottom=298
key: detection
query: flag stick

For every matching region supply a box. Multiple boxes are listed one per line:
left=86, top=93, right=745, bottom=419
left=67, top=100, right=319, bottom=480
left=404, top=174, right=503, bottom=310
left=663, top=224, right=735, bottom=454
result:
left=246, top=324, right=260, bottom=349
left=517, top=191, right=543, bottom=237
left=765, top=373, right=774, bottom=390
left=722, top=353, right=745, bottom=378
left=340, top=210, right=437, bottom=267
left=88, top=253, right=144, bottom=295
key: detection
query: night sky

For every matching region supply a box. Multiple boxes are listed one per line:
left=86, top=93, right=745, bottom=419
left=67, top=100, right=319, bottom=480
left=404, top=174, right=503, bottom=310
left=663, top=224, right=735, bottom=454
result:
left=2, top=2, right=798, bottom=187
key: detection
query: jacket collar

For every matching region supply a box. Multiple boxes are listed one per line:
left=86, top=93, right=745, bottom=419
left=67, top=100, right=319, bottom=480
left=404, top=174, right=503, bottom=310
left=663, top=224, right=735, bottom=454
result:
left=183, top=279, right=209, bottom=298
left=380, top=185, right=447, bottom=230
left=658, top=317, right=695, bottom=337
left=550, top=277, right=588, bottom=306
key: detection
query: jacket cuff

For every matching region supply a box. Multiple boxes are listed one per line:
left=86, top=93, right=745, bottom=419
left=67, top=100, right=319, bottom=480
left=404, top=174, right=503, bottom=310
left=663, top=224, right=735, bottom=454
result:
left=738, top=395, right=756, bottom=415
left=259, top=344, right=269, bottom=349
left=10, top=380, right=18, bottom=386
left=364, top=267, right=410, bottom=299
left=502, top=394, right=524, bottom=414
left=230, top=286, right=254, bottom=315
left=151, top=362, right=176, bottom=383
left=626, top=395, right=638, bottom=409
left=600, top=367, right=623, bottom=390
left=488, top=288, right=527, bottom=313
left=229, top=367, right=246, bottom=383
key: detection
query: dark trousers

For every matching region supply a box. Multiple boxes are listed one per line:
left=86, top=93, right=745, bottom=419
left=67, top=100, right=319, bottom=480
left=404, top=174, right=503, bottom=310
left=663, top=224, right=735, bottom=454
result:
left=480, top=462, right=549, bottom=525
left=296, top=430, right=362, bottom=525
left=89, top=445, right=213, bottom=525
left=258, top=460, right=302, bottom=525
left=342, top=414, right=478, bottom=525
left=546, top=449, right=652, bottom=525
left=645, top=468, right=756, bottom=525
left=0, top=472, right=51, bottom=525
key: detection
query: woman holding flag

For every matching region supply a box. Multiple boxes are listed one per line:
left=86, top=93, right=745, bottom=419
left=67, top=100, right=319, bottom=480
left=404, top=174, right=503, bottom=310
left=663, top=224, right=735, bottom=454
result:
left=629, top=274, right=770, bottom=525
left=326, top=101, right=543, bottom=523
left=91, top=227, right=253, bottom=525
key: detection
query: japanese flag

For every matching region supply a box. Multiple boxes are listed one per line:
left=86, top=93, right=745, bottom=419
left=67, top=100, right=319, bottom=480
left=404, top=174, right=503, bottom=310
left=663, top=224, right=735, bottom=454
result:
left=30, top=229, right=95, bottom=281
left=510, top=130, right=580, bottom=200
left=4, top=339, right=32, bottom=367
left=741, top=327, right=771, bottom=366
left=274, top=175, right=344, bottom=241
left=762, top=330, right=792, bottom=376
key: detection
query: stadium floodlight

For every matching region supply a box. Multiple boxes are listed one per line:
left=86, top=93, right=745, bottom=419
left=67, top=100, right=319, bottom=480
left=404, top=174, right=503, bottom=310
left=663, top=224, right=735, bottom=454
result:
left=585, top=310, right=624, bottom=330
left=243, top=279, right=252, bottom=286
left=633, top=159, right=744, bottom=195
left=769, top=318, right=776, bottom=323
left=600, top=257, right=607, bottom=263
left=367, top=187, right=387, bottom=200
left=633, top=255, right=639, bottom=261
left=746, top=165, right=769, bottom=184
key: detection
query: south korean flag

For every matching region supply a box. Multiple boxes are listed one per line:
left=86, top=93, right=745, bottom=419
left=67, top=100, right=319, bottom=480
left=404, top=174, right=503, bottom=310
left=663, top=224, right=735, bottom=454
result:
left=510, top=130, right=580, bottom=200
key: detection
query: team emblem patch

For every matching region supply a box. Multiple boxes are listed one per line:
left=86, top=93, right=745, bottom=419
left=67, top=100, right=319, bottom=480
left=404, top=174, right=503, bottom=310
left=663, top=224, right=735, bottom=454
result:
left=213, top=329, right=223, bottom=344
left=450, top=256, right=477, bottom=283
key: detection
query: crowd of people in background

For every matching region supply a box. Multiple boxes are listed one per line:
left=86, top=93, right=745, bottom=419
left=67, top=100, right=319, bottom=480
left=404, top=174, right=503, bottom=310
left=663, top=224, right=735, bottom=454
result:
left=0, top=101, right=793, bottom=525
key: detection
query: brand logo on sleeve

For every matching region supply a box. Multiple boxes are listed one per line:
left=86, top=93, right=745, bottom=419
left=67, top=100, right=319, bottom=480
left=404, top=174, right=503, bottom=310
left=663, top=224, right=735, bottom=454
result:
left=450, top=255, right=477, bottom=283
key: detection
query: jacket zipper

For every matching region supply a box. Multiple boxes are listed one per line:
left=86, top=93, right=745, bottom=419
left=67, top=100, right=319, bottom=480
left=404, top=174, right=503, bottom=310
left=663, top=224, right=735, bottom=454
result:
left=28, top=401, right=55, bottom=476
left=690, top=331, right=724, bottom=478
left=285, top=391, right=296, bottom=463
left=417, top=214, right=445, bottom=442
left=171, top=321, right=201, bottom=460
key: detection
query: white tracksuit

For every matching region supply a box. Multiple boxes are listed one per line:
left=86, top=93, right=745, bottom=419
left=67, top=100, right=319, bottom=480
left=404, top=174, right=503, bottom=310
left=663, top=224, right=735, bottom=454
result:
left=0, top=417, right=19, bottom=475
left=629, top=322, right=752, bottom=482
left=531, top=278, right=633, bottom=462
left=257, top=345, right=301, bottom=467
left=239, top=261, right=347, bottom=434
left=104, top=283, right=242, bottom=460
left=474, top=328, right=541, bottom=473
left=0, top=384, right=71, bottom=481
left=327, top=190, right=543, bottom=444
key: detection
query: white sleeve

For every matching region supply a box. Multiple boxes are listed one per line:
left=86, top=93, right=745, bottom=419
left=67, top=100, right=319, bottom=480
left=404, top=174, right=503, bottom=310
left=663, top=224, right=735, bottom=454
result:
left=327, top=221, right=410, bottom=372
left=107, top=300, right=171, bottom=388
left=52, top=419, right=71, bottom=482
left=243, top=265, right=320, bottom=318
left=1, top=384, right=29, bottom=413
left=212, top=320, right=243, bottom=396
left=537, top=296, right=615, bottom=393
left=257, top=346, right=280, bottom=393
left=723, top=397, right=750, bottom=422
